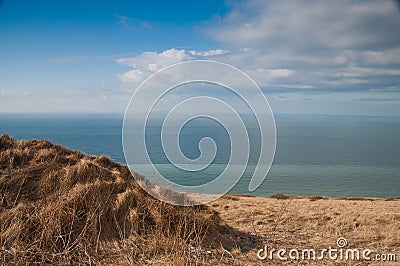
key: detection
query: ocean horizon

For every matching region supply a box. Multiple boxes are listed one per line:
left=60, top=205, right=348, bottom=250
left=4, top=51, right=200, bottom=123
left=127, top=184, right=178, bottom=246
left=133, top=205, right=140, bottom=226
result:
left=1, top=112, right=399, bottom=198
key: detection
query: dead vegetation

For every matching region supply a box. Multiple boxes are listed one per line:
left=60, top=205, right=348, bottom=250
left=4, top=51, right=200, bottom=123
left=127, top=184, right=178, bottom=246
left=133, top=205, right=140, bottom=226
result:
left=0, top=135, right=246, bottom=265
left=211, top=194, right=399, bottom=265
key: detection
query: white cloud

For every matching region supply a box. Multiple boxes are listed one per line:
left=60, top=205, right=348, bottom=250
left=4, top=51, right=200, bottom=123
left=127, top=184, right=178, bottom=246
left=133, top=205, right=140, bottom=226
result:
left=188, top=49, right=228, bottom=56
left=255, top=68, right=293, bottom=78
left=117, top=49, right=190, bottom=72
left=118, top=69, right=147, bottom=84
left=116, top=48, right=230, bottom=87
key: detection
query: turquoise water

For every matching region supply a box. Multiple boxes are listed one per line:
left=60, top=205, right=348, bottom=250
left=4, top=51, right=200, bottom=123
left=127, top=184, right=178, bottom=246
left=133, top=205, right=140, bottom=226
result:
left=1, top=113, right=399, bottom=197
left=134, top=164, right=400, bottom=198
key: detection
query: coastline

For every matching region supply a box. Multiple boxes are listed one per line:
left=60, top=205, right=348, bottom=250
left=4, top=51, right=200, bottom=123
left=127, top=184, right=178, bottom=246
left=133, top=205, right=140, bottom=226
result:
left=1, top=135, right=398, bottom=265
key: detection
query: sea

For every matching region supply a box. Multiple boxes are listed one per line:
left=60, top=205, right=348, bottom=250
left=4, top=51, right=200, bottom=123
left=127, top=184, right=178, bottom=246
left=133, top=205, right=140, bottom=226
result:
left=1, top=113, right=399, bottom=198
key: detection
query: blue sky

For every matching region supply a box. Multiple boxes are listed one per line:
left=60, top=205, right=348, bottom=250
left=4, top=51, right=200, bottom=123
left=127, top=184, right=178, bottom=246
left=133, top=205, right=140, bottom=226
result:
left=1, top=0, right=400, bottom=115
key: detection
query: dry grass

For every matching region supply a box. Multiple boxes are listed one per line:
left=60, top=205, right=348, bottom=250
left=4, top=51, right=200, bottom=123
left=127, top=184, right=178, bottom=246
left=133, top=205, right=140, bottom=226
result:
left=0, top=135, right=241, bottom=265
left=209, top=194, right=400, bottom=265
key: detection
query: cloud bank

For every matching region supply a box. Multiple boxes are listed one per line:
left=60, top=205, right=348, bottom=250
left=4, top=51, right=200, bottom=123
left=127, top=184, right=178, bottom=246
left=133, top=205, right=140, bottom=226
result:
left=115, top=0, right=400, bottom=115
left=118, top=1, right=400, bottom=94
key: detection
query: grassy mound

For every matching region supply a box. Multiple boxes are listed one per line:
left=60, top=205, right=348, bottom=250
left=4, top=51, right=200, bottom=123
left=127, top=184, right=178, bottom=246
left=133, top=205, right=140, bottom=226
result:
left=0, top=135, right=234, bottom=265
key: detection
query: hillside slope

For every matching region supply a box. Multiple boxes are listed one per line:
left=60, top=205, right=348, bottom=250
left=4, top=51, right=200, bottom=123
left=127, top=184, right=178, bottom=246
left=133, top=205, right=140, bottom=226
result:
left=0, top=135, right=242, bottom=265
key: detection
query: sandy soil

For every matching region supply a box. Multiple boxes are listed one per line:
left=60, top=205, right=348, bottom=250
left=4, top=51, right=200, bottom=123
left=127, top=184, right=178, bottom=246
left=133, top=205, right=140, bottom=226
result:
left=207, top=194, right=400, bottom=265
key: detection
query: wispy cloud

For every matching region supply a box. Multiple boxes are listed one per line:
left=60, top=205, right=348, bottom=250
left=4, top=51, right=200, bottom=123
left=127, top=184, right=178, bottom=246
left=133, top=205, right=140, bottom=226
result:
left=114, top=13, right=152, bottom=30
